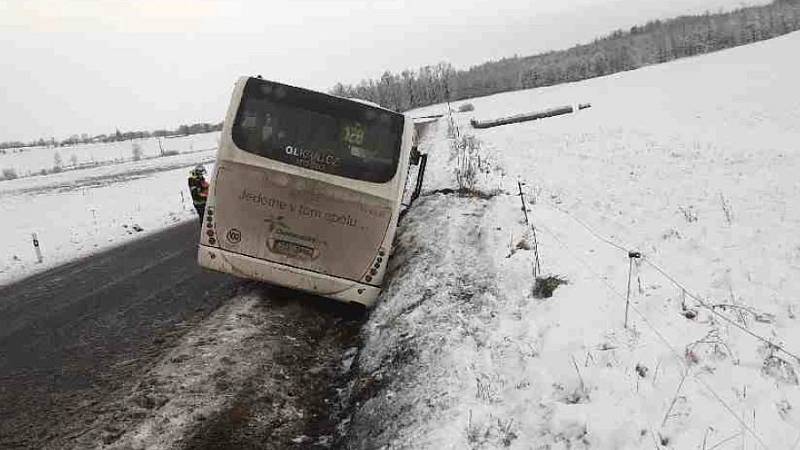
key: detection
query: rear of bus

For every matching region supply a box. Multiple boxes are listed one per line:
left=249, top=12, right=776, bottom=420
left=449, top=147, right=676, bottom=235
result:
left=198, top=77, right=413, bottom=307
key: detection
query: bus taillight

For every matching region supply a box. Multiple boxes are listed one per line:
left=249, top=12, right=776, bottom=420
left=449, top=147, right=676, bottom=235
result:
left=204, top=207, right=218, bottom=246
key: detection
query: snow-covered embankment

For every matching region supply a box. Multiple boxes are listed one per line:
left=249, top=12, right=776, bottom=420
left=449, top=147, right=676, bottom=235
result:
left=340, top=32, right=800, bottom=449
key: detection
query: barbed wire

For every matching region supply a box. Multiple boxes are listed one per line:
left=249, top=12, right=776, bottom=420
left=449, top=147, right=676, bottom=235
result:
left=547, top=203, right=632, bottom=254
left=540, top=200, right=800, bottom=364
left=536, top=216, right=770, bottom=449
left=643, top=257, right=800, bottom=363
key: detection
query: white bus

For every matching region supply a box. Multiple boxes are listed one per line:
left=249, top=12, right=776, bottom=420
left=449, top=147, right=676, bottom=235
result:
left=198, top=76, right=423, bottom=307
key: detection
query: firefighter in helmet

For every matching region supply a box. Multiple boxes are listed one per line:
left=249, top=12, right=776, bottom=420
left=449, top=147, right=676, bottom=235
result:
left=188, top=165, right=209, bottom=221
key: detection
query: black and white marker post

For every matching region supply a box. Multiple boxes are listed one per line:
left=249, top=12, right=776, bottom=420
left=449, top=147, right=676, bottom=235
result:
left=31, top=232, right=43, bottom=263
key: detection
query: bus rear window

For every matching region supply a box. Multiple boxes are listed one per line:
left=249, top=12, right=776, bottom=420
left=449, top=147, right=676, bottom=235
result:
left=231, top=78, right=404, bottom=183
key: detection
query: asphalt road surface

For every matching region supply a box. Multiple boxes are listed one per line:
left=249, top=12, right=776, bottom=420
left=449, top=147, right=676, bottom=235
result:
left=0, top=221, right=242, bottom=447
left=0, top=221, right=363, bottom=449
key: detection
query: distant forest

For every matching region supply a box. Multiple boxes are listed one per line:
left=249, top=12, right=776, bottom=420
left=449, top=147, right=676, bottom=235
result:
left=330, top=0, right=800, bottom=111
left=0, top=122, right=223, bottom=151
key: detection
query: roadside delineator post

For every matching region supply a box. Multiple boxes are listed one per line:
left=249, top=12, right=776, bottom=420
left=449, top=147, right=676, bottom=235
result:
left=32, top=232, right=43, bottom=263
left=625, top=251, right=642, bottom=328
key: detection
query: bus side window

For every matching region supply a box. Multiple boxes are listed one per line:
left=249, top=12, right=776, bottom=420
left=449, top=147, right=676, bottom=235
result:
left=240, top=109, right=263, bottom=154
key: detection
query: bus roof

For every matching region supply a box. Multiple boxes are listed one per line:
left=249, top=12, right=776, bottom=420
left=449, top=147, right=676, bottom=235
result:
left=347, top=98, right=381, bottom=108
left=240, top=76, right=401, bottom=115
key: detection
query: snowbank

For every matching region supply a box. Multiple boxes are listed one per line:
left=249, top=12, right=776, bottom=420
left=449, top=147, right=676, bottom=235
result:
left=341, top=32, right=800, bottom=448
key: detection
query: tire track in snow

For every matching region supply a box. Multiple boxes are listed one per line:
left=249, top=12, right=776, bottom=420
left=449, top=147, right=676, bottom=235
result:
left=76, top=293, right=267, bottom=449
left=77, top=286, right=364, bottom=449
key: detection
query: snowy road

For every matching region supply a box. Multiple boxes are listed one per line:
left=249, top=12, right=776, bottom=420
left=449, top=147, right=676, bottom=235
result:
left=0, top=221, right=363, bottom=449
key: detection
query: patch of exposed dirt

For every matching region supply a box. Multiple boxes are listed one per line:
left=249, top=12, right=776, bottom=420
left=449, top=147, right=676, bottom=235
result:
left=177, top=286, right=365, bottom=450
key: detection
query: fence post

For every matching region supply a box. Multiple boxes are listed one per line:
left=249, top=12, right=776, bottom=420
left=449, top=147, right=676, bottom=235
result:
left=517, top=180, right=530, bottom=224
left=517, top=180, right=542, bottom=277
left=625, top=251, right=642, bottom=328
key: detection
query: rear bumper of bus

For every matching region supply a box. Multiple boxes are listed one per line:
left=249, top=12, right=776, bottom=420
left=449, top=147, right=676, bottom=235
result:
left=197, top=245, right=381, bottom=307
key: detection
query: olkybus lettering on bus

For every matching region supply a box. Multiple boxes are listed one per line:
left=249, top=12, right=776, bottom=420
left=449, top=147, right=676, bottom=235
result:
left=284, top=145, right=340, bottom=167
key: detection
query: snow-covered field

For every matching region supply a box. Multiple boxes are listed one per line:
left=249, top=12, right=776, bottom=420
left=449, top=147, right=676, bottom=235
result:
left=0, top=132, right=218, bottom=178
left=341, top=32, right=800, bottom=448
left=0, top=137, right=217, bottom=285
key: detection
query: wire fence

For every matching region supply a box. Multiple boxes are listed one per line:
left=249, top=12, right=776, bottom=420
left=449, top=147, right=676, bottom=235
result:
left=543, top=200, right=799, bottom=365
left=521, top=187, right=800, bottom=448
left=535, top=216, right=771, bottom=448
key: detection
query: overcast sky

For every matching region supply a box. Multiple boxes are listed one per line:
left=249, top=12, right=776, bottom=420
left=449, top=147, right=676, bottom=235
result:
left=0, top=0, right=764, bottom=142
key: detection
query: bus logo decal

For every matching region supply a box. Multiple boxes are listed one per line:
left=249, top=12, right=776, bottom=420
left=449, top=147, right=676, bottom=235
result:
left=285, top=145, right=340, bottom=167
left=226, top=228, right=242, bottom=244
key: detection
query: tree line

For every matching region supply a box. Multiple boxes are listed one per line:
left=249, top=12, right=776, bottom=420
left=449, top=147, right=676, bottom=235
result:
left=330, top=0, right=800, bottom=110
left=0, top=121, right=223, bottom=151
